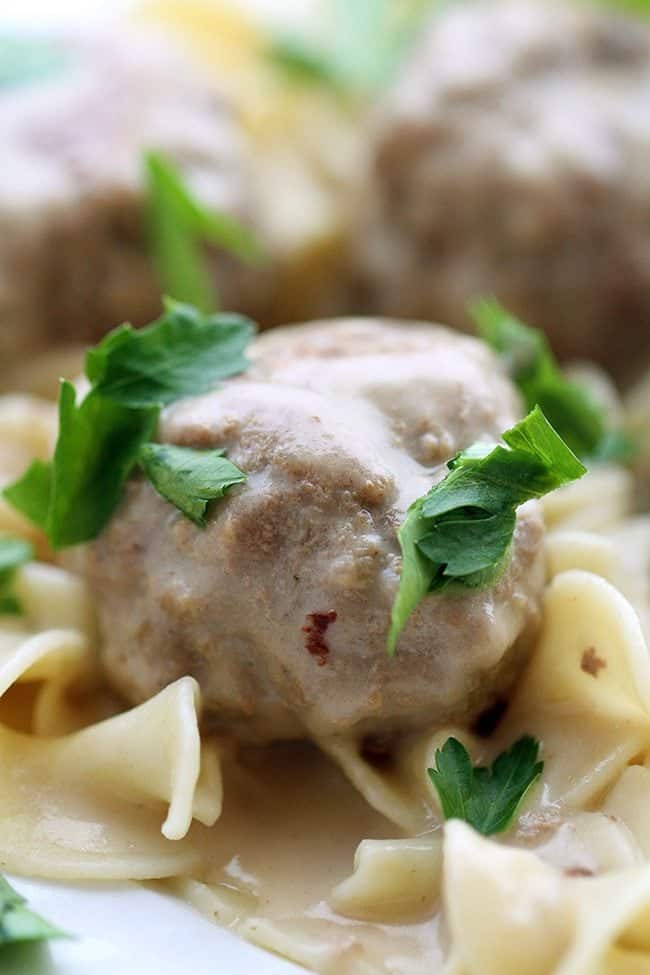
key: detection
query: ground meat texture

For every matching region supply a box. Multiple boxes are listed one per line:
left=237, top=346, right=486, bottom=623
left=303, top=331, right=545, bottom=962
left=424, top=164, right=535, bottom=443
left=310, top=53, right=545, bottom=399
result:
left=81, top=319, right=545, bottom=743
left=356, top=0, right=650, bottom=381
left=0, top=30, right=254, bottom=380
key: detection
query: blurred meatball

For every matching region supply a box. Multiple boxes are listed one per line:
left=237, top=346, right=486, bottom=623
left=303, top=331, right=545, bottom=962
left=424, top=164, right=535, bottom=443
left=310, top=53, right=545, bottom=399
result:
left=357, top=0, right=650, bottom=380
left=81, top=319, right=545, bottom=743
left=0, top=30, right=255, bottom=381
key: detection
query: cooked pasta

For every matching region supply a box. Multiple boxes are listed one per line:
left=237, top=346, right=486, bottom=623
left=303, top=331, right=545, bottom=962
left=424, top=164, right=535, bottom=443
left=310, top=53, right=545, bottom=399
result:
left=0, top=376, right=649, bottom=975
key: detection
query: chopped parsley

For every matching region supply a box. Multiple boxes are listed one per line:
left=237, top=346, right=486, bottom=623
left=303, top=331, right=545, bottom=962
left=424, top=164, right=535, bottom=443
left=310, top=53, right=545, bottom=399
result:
left=600, top=0, right=650, bottom=13
left=4, top=301, right=254, bottom=548
left=144, top=152, right=263, bottom=313
left=428, top=735, right=543, bottom=835
left=268, top=0, right=436, bottom=95
left=471, top=298, right=635, bottom=463
left=5, top=385, right=159, bottom=549
left=387, top=406, right=585, bottom=654
left=86, top=299, right=255, bottom=408
left=0, top=537, right=33, bottom=615
left=139, top=444, right=247, bottom=526
left=0, top=876, right=66, bottom=946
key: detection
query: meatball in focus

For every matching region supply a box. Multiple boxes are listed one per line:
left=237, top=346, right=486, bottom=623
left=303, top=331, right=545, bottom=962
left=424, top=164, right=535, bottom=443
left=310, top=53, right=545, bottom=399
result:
left=0, top=30, right=253, bottom=381
left=82, top=320, right=545, bottom=742
left=357, top=0, right=650, bottom=380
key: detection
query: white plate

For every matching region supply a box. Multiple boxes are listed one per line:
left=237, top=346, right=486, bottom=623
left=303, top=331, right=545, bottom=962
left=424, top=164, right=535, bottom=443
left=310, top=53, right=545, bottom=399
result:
left=7, top=876, right=310, bottom=975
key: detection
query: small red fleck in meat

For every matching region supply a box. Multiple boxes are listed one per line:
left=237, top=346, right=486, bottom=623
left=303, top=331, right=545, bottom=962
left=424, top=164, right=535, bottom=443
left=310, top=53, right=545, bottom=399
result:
left=565, top=866, right=594, bottom=878
left=302, top=611, right=337, bottom=666
left=581, top=647, right=606, bottom=677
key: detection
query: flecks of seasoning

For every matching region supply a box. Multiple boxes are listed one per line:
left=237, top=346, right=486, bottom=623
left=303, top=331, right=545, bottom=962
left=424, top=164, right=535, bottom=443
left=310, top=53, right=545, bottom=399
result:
left=565, top=866, right=595, bottom=878
left=472, top=697, right=508, bottom=738
left=302, top=610, right=337, bottom=666
left=581, top=646, right=606, bottom=677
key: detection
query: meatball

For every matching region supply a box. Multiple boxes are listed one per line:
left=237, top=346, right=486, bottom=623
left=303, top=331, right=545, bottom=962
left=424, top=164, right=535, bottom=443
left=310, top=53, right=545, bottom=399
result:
left=0, top=30, right=254, bottom=380
left=81, top=320, right=545, bottom=742
left=357, top=0, right=650, bottom=380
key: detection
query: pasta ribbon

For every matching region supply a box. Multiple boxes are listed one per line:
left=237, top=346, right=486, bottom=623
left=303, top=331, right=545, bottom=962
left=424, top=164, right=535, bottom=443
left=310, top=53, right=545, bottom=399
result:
left=442, top=820, right=650, bottom=975
left=330, top=835, right=442, bottom=922
left=0, top=677, right=222, bottom=880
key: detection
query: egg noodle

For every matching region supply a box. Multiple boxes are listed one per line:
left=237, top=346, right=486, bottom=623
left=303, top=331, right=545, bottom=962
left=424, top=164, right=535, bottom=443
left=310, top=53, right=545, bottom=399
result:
left=0, top=392, right=649, bottom=975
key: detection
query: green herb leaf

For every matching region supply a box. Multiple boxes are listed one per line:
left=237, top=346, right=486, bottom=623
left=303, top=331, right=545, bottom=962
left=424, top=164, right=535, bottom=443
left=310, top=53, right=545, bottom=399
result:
left=427, top=735, right=543, bottom=835
left=5, top=300, right=256, bottom=548
left=598, top=0, right=650, bottom=14
left=268, top=0, right=435, bottom=95
left=267, top=37, right=345, bottom=88
left=3, top=462, right=52, bottom=535
left=0, top=876, right=66, bottom=946
left=86, top=299, right=255, bottom=409
left=4, top=384, right=158, bottom=550
left=144, top=151, right=263, bottom=313
left=387, top=407, right=585, bottom=654
left=139, top=443, right=247, bottom=526
left=0, top=537, right=33, bottom=616
left=471, top=298, right=634, bottom=462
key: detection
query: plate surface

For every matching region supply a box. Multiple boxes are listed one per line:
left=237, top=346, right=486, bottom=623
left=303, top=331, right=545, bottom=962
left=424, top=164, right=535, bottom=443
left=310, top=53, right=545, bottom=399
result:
left=7, top=876, right=309, bottom=975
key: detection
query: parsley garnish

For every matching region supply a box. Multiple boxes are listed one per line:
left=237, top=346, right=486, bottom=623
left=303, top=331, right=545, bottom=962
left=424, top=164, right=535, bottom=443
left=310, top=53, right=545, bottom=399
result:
left=4, top=301, right=254, bottom=548
left=144, top=152, right=263, bottom=313
left=428, top=736, right=543, bottom=835
left=0, top=537, right=33, bottom=615
left=471, top=298, right=635, bottom=463
left=387, top=406, right=585, bottom=654
left=5, top=385, right=158, bottom=549
left=0, top=876, right=66, bottom=946
left=86, top=300, right=255, bottom=408
left=599, top=0, right=650, bottom=13
left=139, top=444, right=247, bottom=526
left=268, top=0, right=436, bottom=95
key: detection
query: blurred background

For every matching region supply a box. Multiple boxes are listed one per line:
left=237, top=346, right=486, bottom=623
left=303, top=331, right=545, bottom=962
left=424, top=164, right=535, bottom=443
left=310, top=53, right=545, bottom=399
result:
left=1, top=0, right=649, bottom=447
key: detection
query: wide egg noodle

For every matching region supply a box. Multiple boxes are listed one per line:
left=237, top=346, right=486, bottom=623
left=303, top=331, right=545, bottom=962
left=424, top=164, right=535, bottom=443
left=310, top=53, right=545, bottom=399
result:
left=0, top=560, right=101, bottom=735
left=0, top=675, right=222, bottom=879
left=316, top=550, right=650, bottom=830
left=544, top=467, right=650, bottom=640
left=441, top=820, right=650, bottom=975
left=315, top=570, right=650, bottom=965
left=499, top=570, right=650, bottom=814
left=541, top=466, right=635, bottom=532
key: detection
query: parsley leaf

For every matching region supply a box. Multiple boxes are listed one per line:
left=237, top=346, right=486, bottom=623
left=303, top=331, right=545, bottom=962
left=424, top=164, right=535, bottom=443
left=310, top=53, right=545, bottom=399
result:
left=139, top=444, right=247, bottom=526
left=0, top=537, right=33, bottom=615
left=0, top=876, right=66, bottom=946
left=428, top=736, right=543, bottom=836
left=387, top=407, right=585, bottom=654
left=268, top=0, right=435, bottom=95
left=144, top=151, right=263, bottom=313
left=5, top=385, right=158, bottom=550
left=471, top=298, right=635, bottom=463
left=4, top=301, right=255, bottom=548
left=86, top=299, right=256, bottom=408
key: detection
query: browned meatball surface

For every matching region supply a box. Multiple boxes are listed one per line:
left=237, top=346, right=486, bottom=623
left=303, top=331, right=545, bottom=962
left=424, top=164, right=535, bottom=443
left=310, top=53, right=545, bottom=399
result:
left=0, top=30, right=254, bottom=378
left=357, top=0, right=650, bottom=381
left=82, top=319, right=545, bottom=742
